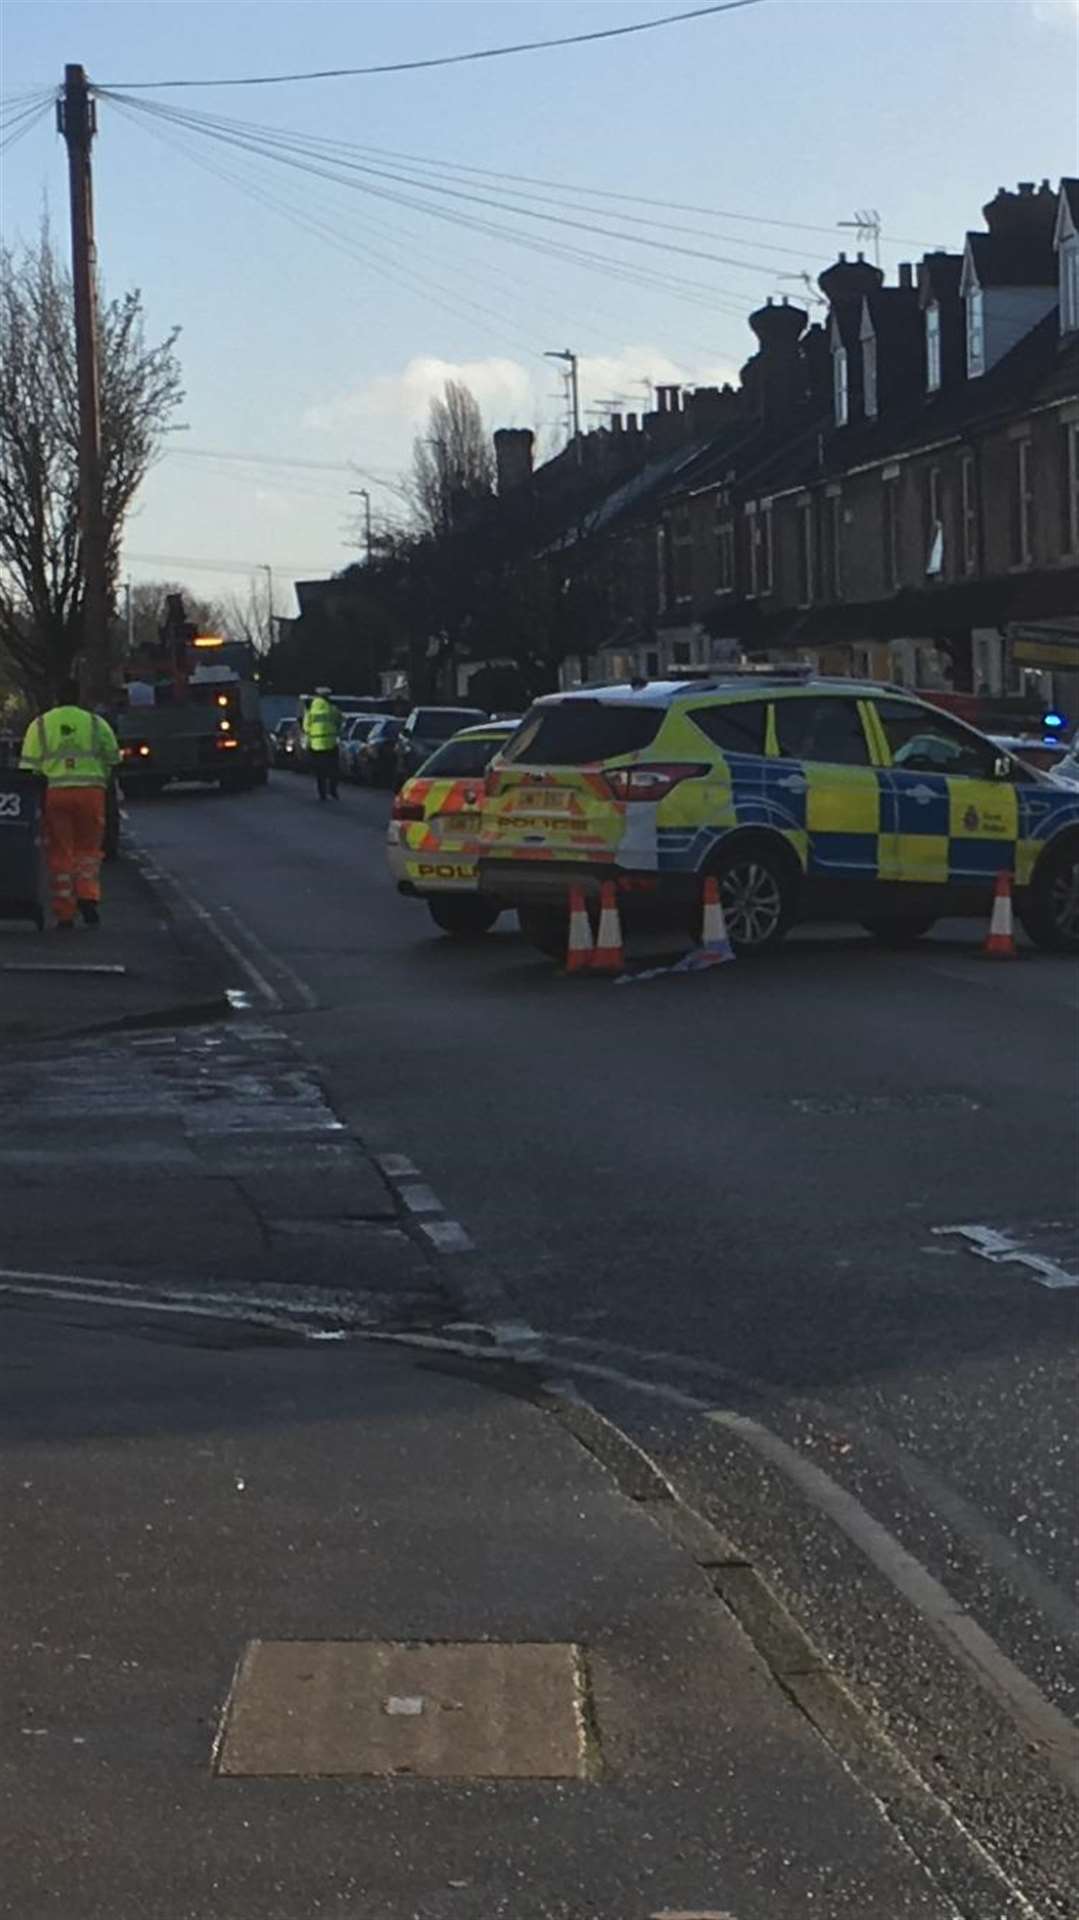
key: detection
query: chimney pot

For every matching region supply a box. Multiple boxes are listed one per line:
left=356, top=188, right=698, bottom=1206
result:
left=1018, top=181, right=1034, bottom=195
left=626, top=412, right=638, bottom=432
left=898, top=261, right=912, bottom=288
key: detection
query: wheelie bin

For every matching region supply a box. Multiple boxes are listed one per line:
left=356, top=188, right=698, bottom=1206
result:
left=0, top=767, right=48, bottom=929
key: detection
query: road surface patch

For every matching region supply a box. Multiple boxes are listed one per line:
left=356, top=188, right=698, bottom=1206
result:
left=215, top=1640, right=588, bottom=1779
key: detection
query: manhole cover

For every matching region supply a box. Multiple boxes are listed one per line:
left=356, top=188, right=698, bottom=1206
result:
left=215, top=1640, right=589, bottom=1779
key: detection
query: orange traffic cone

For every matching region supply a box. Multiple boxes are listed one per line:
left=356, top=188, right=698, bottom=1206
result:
left=565, top=886, right=595, bottom=973
left=700, top=874, right=735, bottom=961
left=592, top=881, right=625, bottom=974
left=984, top=871, right=1017, bottom=959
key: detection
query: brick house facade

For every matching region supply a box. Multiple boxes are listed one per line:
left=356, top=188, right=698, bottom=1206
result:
left=538, top=179, right=1078, bottom=706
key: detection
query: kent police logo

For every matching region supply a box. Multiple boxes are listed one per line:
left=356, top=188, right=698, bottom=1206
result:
left=963, top=805, right=980, bottom=831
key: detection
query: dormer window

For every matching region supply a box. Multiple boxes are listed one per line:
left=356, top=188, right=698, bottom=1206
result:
left=925, top=302, right=942, bottom=391
left=966, top=289, right=985, bottom=377
left=833, top=346, right=849, bottom=426
left=863, top=334, right=878, bottom=418
left=1062, top=240, right=1079, bottom=334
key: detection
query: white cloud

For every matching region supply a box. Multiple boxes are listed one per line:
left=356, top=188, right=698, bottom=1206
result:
left=1030, top=0, right=1078, bottom=24
left=303, top=344, right=742, bottom=476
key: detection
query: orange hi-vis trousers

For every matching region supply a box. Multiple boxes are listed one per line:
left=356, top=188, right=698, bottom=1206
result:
left=44, top=786, right=106, bottom=925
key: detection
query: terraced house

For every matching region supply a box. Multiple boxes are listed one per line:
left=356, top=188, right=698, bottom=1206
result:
left=548, top=178, right=1078, bottom=711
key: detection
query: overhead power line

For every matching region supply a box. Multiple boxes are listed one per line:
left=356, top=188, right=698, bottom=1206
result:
left=102, top=92, right=789, bottom=295
left=126, top=550, right=335, bottom=578
left=99, top=1, right=764, bottom=90
left=104, top=92, right=764, bottom=336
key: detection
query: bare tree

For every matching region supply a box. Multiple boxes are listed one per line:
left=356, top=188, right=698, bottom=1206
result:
left=0, top=223, right=184, bottom=704
left=409, top=380, right=495, bottom=538
left=222, top=573, right=276, bottom=655
left=124, top=579, right=227, bottom=657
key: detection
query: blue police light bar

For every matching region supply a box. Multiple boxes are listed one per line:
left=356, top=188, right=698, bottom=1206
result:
left=1043, top=711, right=1065, bottom=730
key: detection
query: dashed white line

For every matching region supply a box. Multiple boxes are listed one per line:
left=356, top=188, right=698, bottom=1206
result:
left=216, top=904, right=320, bottom=1011
left=419, top=1218, right=475, bottom=1253
left=397, top=1183, right=444, bottom=1216
left=376, top=1153, right=420, bottom=1179
left=134, top=851, right=282, bottom=1010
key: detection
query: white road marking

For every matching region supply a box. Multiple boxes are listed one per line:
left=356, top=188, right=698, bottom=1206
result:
left=704, top=1407, right=1079, bottom=1796
left=933, top=1223, right=1079, bottom=1290
left=133, top=851, right=282, bottom=1010
left=0, top=961, right=127, bottom=975
left=216, top=904, right=320, bottom=1011
left=376, top=1153, right=420, bottom=1179
left=0, top=1276, right=331, bottom=1340
left=419, top=1219, right=475, bottom=1253
left=397, top=1183, right=444, bottom=1215
left=348, top=1321, right=1079, bottom=1801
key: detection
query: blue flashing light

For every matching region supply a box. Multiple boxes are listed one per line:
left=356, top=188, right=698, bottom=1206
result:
left=1043, top=711, right=1065, bottom=731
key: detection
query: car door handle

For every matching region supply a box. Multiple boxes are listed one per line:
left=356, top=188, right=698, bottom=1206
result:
left=910, top=784, right=936, bottom=803
left=777, top=773, right=808, bottom=792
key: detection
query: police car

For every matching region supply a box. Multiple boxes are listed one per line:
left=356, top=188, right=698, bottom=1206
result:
left=477, top=673, right=1079, bottom=957
left=387, top=721, right=518, bottom=936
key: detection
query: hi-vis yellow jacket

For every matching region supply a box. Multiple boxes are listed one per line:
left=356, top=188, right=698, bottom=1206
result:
left=19, top=706, right=120, bottom=789
left=304, top=697, right=341, bottom=751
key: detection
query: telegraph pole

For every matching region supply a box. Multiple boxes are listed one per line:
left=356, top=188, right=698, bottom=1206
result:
left=350, top=487, right=373, bottom=562
left=58, top=64, right=110, bottom=704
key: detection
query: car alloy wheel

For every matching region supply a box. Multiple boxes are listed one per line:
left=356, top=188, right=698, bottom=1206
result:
left=720, top=860, right=784, bottom=949
left=1049, top=853, right=1079, bottom=941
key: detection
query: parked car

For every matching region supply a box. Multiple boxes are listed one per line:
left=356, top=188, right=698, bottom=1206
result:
left=387, top=722, right=518, bottom=936
left=1044, top=733, right=1079, bottom=791
left=989, top=734, right=1072, bottom=777
left=270, top=717, right=301, bottom=768
left=339, top=713, right=381, bottom=782
left=356, top=715, right=404, bottom=787
left=393, top=707, right=488, bottom=788
left=477, top=673, right=1079, bottom=957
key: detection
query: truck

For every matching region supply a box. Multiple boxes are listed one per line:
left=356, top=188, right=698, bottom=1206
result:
left=116, top=596, right=268, bottom=797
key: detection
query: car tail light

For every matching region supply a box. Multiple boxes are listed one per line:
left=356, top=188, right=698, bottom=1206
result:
left=121, top=742, right=152, bottom=760
left=392, top=793, right=424, bottom=822
left=216, top=736, right=239, bottom=751
left=603, top=762, right=709, bottom=802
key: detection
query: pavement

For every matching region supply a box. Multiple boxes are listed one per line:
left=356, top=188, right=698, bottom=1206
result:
left=3, top=771, right=1078, bottom=1918
left=0, top=845, right=230, bottom=1041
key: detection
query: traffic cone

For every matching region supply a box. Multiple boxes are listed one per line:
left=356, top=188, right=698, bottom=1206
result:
left=984, top=871, right=1017, bottom=959
left=592, top=881, right=625, bottom=974
left=565, top=886, right=595, bottom=973
left=700, top=875, right=735, bottom=960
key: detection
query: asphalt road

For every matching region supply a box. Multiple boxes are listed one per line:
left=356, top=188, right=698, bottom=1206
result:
left=120, top=771, right=1078, bottom=1909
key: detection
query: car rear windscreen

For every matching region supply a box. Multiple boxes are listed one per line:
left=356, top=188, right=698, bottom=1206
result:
left=416, top=709, right=487, bottom=740
left=419, top=736, right=505, bottom=777
left=503, top=702, right=664, bottom=766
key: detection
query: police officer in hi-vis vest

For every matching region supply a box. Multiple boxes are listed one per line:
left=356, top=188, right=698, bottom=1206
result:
left=303, top=686, right=342, bottom=801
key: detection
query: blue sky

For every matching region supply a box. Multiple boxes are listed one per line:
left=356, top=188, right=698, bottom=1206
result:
left=3, top=1, right=1077, bottom=613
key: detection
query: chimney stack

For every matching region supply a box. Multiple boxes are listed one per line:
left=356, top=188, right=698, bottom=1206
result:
left=493, top=427, right=534, bottom=496
left=898, top=261, right=913, bottom=289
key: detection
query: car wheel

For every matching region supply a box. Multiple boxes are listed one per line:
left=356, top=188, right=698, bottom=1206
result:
left=518, top=902, right=570, bottom=960
left=1019, top=840, right=1079, bottom=952
left=860, top=913, right=937, bottom=946
left=427, top=895, right=500, bottom=938
left=708, top=843, right=796, bottom=953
